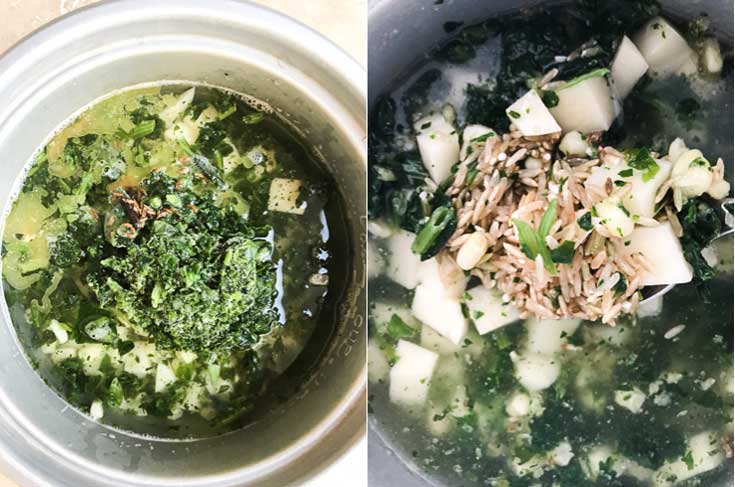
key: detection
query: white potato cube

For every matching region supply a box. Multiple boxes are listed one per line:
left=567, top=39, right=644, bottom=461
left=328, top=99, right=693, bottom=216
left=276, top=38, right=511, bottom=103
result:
left=461, top=124, right=496, bottom=158
left=614, top=387, right=646, bottom=413
left=385, top=230, right=422, bottom=289
left=633, top=17, right=698, bottom=78
left=159, top=87, right=195, bottom=125
left=412, top=282, right=467, bottom=346
left=525, top=317, right=581, bottom=355
left=155, top=363, right=177, bottom=392
left=268, top=178, right=305, bottom=215
left=414, top=113, right=459, bottom=183
left=420, top=324, right=460, bottom=355
left=611, top=36, right=649, bottom=99
left=513, top=352, right=561, bottom=392
left=507, top=90, right=561, bottom=136
left=551, top=76, right=616, bottom=133
left=389, top=340, right=439, bottom=407
left=90, top=400, right=104, bottom=420
left=625, top=222, right=693, bottom=286
left=466, top=285, right=521, bottom=335
left=417, top=257, right=467, bottom=298
left=654, top=431, right=725, bottom=486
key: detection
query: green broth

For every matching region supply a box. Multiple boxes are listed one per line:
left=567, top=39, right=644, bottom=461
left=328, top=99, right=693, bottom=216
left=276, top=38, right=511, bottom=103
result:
left=3, top=84, right=348, bottom=438
left=368, top=2, right=733, bottom=486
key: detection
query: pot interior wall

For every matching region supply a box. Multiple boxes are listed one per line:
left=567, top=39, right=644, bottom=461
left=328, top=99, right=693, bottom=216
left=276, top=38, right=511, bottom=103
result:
left=0, top=2, right=365, bottom=486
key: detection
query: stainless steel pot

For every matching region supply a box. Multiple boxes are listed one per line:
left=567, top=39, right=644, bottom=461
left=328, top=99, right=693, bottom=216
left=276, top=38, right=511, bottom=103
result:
left=368, top=0, right=732, bottom=485
left=0, top=1, right=366, bottom=485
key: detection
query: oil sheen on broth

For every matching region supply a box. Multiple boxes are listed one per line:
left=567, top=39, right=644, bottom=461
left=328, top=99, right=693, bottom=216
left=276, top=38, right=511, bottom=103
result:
left=2, top=84, right=347, bottom=438
left=368, top=2, right=733, bottom=486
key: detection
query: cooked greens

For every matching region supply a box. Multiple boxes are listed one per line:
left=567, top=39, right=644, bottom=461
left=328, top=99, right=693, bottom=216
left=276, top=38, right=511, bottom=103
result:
left=3, top=85, right=341, bottom=437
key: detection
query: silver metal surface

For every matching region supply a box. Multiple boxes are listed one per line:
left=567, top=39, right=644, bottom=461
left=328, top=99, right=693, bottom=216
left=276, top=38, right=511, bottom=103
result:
left=0, top=1, right=366, bottom=486
left=368, top=1, right=733, bottom=486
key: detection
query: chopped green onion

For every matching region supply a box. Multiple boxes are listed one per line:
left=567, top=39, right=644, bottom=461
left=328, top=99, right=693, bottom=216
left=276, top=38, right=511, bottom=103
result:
left=512, top=219, right=557, bottom=275
left=538, top=199, right=558, bottom=238
left=411, top=206, right=455, bottom=257
left=625, top=147, right=660, bottom=182
left=558, top=68, right=610, bottom=90
left=243, top=112, right=265, bottom=124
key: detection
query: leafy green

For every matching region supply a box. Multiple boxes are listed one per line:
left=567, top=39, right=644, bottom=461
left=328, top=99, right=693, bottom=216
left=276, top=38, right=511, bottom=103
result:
left=87, top=171, right=279, bottom=351
left=550, top=240, right=575, bottom=264
left=386, top=314, right=415, bottom=340
left=617, top=412, right=686, bottom=469
left=577, top=212, right=593, bottom=231
left=678, top=198, right=721, bottom=284
left=540, top=90, right=559, bottom=108
left=50, top=233, right=82, bottom=268
left=625, top=147, right=660, bottom=182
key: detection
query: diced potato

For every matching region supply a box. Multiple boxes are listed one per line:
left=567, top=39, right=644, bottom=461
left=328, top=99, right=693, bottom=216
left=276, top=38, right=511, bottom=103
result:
left=165, top=116, right=199, bottom=144
left=420, top=324, right=460, bottom=355
left=122, top=342, right=157, bottom=378
left=525, top=317, right=581, bottom=355
left=506, top=90, right=561, bottom=136
left=614, top=387, right=646, bottom=413
left=77, top=344, right=110, bottom=376
left=549, top=441, right=575, bottom=467
left=668, top=138, right=688, bottom=161
left=414, top=113, right=455, bottom=136
left=625, top=222, right=693, bottom=286
left=551, top=76, right=616, bottom=133
left=505, top=392, right=531, bottom=417
left=583, top=445, right=616, bottom=480
left=654, top=431, right=725, bottom=486
left=633, top=17, right=698, bottom=78
left=90, top=400, right=104, bottom=420
left=611, top=157, right=672, bottom=219
left=512, top=352, right=561, bottom=392
left=47, top=320, right=69, bottom=344
left=466, top=285, right=520, bottom=335
left=414, top=113, right=459, bottom=183
left=368, top=338, right=390, bottom=383
left=385, top=229, right=421, bottom=289
left=389, top=340, right=439, bottom=407
left=267, top=178, right=305, bottom=215
left=637, top=295, right=663, bottom=318
left=701, top=37, right=723, bottom=74
left=159, top=87, right=195, bottom=125
left=611, top=36, right=649, bottom=99
left=412, top=282, right=467, bottom=345
left=416, top=257, right=467, bottom=298
left=461, top=124, right=496, bottom=158
left=155, top=363, right=177, bottom=392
